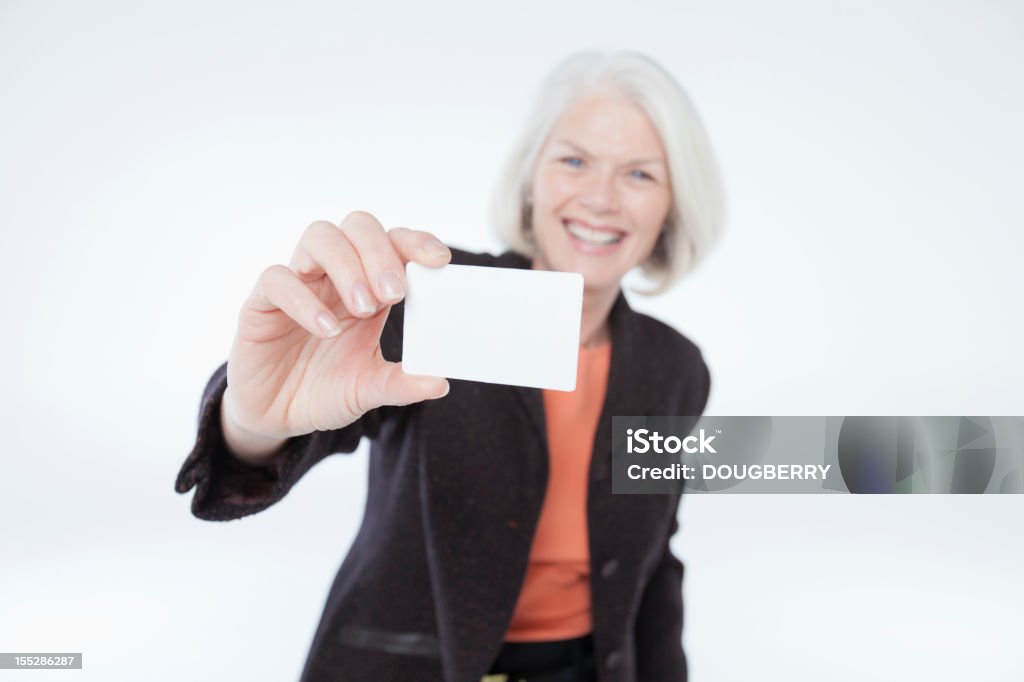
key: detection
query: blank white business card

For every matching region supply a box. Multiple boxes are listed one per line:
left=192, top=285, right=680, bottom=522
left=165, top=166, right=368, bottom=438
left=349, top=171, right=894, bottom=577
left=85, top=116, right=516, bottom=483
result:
left=402, top=262, right=584, bottom=391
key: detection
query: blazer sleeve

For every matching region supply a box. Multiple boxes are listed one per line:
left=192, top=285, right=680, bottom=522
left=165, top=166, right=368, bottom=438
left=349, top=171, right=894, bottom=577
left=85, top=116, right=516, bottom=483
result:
left=633, top=513, right=687, bottom=682
left=174, top=299, right=408, bottom=522
left=633, top=350, right=711, bottom=681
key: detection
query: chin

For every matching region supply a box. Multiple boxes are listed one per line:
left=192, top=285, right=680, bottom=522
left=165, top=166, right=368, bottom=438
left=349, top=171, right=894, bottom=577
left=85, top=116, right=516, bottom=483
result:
left=536, top=224, right=635, bottom=294
left=542, top=250, right=626, bottom=294
left=578, top=265, right=623, bottom=293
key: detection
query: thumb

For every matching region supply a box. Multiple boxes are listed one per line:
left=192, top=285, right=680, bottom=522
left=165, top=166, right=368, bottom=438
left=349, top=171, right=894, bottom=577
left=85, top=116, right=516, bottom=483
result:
left=362, top=361, right=450, bottom=409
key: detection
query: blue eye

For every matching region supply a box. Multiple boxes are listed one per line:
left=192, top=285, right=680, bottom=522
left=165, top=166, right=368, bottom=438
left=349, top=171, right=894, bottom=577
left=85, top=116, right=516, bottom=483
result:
left=631, top=169, right=653, bottom=181
left=561, top=157, right=584, bottom=168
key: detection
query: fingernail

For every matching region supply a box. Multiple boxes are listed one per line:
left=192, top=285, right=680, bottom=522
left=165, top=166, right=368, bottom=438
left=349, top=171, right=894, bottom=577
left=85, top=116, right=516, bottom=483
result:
left=436, top=381, right=450, bottom=398
left=317, top=312, right=341, bottom=337
left=352, top=283, right=377, bottom=314
left=423, top=239, right=449, bottom=259
left=378, top=271, right=404, bottom=302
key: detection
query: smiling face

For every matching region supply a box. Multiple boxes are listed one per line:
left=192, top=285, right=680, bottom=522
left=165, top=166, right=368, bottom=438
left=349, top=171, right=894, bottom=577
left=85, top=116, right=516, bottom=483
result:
left=528, top=89, right=673, bottom=296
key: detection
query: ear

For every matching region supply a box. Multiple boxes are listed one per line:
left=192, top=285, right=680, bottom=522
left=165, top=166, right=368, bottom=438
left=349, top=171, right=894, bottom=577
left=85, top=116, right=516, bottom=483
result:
left=521, top=196, right=536, bottom=244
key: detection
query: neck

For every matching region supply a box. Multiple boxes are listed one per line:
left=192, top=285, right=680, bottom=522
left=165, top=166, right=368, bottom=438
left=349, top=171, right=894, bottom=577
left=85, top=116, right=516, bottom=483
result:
left=531, top=254, right=617, bottom=348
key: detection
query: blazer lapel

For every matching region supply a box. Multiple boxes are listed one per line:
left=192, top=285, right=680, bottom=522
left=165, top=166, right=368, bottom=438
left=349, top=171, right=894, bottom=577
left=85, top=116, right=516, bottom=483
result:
left=591, top=290, right=647, bottom=481
left=509, top=287, right=648, bottom=481
left=459, top=248, right=652, bottom=462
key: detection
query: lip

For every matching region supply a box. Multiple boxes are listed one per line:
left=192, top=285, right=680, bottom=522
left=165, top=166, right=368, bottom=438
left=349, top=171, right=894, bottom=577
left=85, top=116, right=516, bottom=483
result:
left=561, top=217, right=627, bottom=235
left=561, top=217, right=628, bottom=255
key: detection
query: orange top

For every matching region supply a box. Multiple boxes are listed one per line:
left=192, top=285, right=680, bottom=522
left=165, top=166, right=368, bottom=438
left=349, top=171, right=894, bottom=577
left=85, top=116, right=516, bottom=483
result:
left=504, top=341, right=612, bottom=642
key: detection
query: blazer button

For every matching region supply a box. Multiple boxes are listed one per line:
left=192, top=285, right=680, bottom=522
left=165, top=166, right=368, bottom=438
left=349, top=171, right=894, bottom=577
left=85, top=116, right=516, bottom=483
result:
left=600, top=559, right=619, bottom=578
left=507, top=520, right=518, bottom=529
left=605, top=650, right=623, bottom=670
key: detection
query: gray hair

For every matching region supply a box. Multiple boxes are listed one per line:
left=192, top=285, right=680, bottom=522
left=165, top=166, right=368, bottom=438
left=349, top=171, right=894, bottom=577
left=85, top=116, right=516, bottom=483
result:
left=492, top=50, right=726, bottom=294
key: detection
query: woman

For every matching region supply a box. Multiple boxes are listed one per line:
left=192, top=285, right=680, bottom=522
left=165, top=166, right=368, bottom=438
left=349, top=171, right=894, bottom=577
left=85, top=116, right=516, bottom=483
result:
left=176, top=50, right=724, bottom=682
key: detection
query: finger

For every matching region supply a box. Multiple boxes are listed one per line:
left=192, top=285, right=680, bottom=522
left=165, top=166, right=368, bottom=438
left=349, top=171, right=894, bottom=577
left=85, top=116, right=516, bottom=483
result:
left=247, top=264, right=345, bottom=339
left=339, top=211, right=408, bottom=306
left=291, top=219, right=379, bottom=319
left=360, top=361, right=449, bottom=410
left=387, top=227, right=452, bottom=267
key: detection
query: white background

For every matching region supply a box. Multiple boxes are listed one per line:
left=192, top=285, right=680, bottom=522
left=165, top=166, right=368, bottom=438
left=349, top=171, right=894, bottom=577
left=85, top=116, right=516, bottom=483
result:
left=2, top=1, right=1022, bottom=680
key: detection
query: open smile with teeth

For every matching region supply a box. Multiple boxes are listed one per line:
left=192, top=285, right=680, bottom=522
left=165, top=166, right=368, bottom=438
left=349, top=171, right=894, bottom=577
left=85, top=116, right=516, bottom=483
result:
left=563, top=219, right=626, bottom=246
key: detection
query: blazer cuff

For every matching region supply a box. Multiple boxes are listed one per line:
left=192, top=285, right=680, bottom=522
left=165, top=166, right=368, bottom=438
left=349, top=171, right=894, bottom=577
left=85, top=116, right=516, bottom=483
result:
left=174, top=362, right=363, bottom=521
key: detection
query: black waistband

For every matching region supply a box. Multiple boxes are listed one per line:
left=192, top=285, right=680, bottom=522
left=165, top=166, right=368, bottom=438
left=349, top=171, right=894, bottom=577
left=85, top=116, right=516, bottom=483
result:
left=488, top=633, right=594, bottom=676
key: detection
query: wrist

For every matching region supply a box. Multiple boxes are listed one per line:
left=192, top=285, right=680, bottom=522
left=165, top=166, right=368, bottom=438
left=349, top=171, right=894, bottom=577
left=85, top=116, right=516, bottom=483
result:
left=220, top=389, right=288, bottom=465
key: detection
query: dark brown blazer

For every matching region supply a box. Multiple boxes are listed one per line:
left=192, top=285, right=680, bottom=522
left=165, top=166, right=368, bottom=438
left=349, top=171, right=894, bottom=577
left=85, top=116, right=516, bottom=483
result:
left=175, top=247, right=711, bottom=682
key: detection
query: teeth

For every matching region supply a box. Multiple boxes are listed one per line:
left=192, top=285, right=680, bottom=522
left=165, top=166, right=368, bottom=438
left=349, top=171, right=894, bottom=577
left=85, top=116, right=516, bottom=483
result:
left=565, top=221, right=623, bottom=246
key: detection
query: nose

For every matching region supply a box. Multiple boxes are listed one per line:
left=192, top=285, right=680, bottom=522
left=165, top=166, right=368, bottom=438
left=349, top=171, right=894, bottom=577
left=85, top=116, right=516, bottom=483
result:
left=578, top=170, right=620, bottom=214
